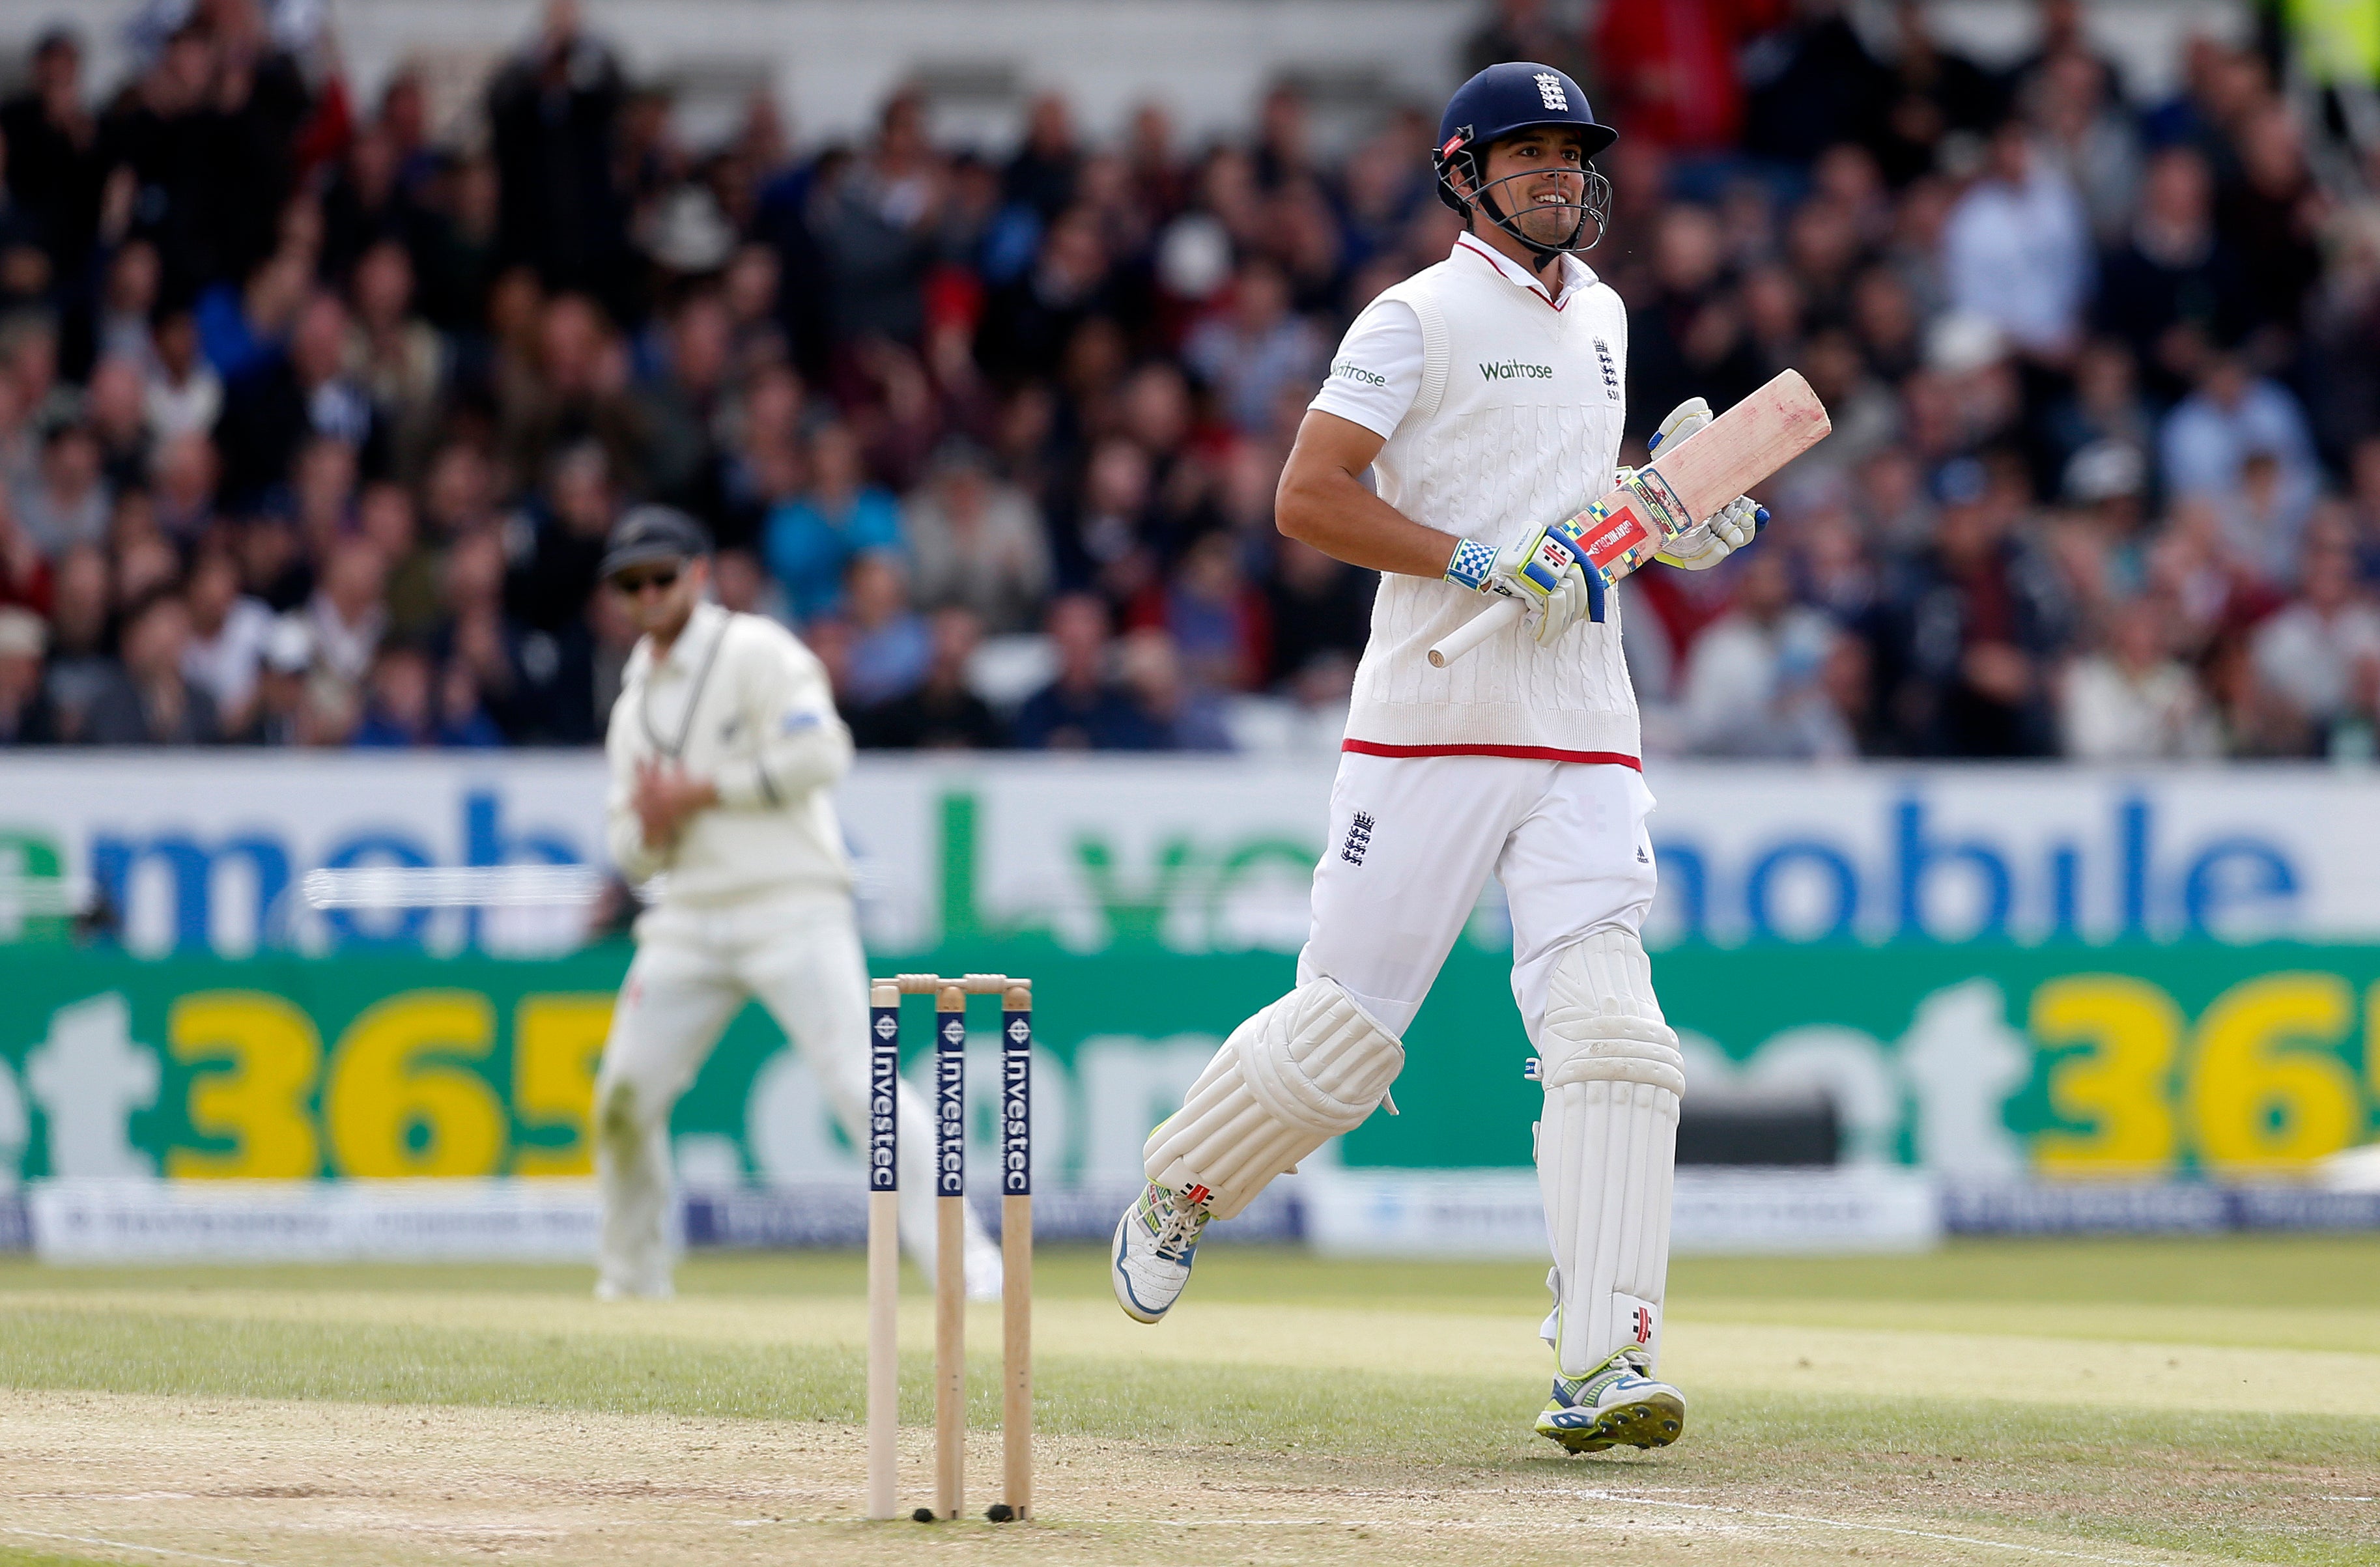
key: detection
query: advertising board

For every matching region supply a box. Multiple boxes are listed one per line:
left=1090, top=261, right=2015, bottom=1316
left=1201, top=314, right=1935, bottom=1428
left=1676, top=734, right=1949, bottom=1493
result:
left=0, top=755, right=2370, bottom=956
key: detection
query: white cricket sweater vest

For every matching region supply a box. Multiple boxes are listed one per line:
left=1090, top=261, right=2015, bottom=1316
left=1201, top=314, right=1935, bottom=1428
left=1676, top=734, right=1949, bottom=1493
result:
left=1346, top=238, right=1638, bottom=761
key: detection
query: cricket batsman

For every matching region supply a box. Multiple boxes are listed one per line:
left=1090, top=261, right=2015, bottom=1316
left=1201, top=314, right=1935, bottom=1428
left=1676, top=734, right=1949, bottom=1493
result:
left=1109, top=63, right=1764, bottom=1452
left=592, top=506, right=999, bottom=1301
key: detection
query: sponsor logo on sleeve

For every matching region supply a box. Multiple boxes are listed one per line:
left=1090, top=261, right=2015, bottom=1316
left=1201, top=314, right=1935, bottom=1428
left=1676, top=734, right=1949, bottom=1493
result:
left=1331, top=360, right=1389, bottom=388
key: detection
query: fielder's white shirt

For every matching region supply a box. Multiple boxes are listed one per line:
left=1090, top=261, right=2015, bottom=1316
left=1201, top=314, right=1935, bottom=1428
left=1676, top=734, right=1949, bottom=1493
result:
left=604, top=600, right=855, bottom=904
left=1310, top=235, right=1638, bottom=762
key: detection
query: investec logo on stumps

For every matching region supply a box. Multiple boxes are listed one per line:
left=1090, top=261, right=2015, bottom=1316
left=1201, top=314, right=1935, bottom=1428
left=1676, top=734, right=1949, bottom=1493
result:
left=1002, top=1011, right=1032, bottom=1196
left=1480, top=359, right=1553, bottom=381
left=935, top=1015, right=966, bottom=1196
left=868, top=1007, right=900, bottom=1191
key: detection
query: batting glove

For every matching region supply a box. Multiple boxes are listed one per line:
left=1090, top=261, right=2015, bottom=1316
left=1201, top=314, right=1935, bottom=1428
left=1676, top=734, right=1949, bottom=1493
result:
left=1443, top=529, right=1607, bottom=645
left=1635, top=395, right=1766, bottom=571
left=1657, top=494, right=1768, bottom=571
left=1648, top=396, right=1712, bottom=453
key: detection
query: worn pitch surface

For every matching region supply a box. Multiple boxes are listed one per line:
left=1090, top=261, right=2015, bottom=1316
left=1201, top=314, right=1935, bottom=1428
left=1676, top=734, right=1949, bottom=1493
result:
left=0, top=1237, right=2374, bottom=1566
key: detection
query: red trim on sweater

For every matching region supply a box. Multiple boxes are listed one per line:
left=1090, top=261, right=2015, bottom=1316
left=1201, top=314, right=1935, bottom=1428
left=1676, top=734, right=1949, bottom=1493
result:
left=1340, top=739, right=1641, bottom=769
left=1454, top=234, right=1569, bottom=311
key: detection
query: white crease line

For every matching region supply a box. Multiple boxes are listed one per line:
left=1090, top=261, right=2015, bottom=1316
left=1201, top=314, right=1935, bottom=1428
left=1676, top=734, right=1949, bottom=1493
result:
left=3, top=1526, right=263, bottom=1566
left=1574, top=1491, right=2164, bottom=1566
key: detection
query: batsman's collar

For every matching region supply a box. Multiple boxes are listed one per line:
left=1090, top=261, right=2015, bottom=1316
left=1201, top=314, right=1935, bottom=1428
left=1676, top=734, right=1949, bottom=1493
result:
left=1452, top=233, right=1596, bottom=309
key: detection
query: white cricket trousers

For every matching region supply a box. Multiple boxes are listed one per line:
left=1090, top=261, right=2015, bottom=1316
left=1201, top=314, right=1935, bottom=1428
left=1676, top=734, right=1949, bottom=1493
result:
left=1298, top=750, right=1659, bottom=1046
left=594, top=888, right=964, bottom=1296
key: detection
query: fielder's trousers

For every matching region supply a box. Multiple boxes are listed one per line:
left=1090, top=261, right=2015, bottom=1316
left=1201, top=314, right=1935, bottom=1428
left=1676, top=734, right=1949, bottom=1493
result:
left=594, top=888, right=965, bottom=1295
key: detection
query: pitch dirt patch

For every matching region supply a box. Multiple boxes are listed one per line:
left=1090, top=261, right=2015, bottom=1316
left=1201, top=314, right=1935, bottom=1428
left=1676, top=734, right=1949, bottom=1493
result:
left=0, top=1389, right=2282, bottom=1567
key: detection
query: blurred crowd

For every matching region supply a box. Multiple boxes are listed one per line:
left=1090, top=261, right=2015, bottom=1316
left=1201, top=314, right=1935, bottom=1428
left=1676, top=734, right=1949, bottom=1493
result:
left=0, top=0, right=2377, bottom=762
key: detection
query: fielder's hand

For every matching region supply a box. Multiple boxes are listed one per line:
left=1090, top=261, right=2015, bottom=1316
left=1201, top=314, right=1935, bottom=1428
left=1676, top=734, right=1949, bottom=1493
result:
left=632, top=758, right=718, bottom=848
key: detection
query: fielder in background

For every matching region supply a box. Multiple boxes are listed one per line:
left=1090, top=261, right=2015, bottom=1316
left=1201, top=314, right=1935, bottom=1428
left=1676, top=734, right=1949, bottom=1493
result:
left=1110, top=63, right=1766, bottom=1453
left=593, top=507, right=999, bottom=1301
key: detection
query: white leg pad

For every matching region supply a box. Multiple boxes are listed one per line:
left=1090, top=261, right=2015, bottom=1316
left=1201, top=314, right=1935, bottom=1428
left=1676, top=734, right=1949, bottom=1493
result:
left=1536, top=929, right=1683, bottom=1376
left=1144, top=976, right=1404, bottom=1220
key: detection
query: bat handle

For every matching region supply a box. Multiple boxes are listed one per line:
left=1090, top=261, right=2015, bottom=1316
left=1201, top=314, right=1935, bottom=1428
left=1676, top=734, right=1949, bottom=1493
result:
left=1426, top=595, right=1523, bottom=668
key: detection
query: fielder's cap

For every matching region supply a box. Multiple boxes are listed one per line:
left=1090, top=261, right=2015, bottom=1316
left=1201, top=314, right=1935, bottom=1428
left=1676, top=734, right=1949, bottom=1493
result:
left=599, top=505, right=712, bottom=580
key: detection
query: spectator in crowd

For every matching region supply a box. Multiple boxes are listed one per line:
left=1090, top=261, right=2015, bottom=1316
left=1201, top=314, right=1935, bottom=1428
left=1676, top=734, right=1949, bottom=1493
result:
left=0, top=604, right=52, bottom=742
left=307, top=537, right=386, bottom=686
left=2160, top=354, right=2319, bottom=509
left=85, top=357, right=151, bottom=494
left=2027, top=43, right=2141, bottom=248
left=353, top=640, right=440, bottom=747
left=2251, top=527, right=2380, bottom=752
left=1183, top=259, right=1323, bottom=435
left=215, top=290, right=375, bottom=511
left=852, top=605, right=1008, bottom=750
left=1941, top=118, right=2091, bottom=360
left=145, top=307, right=223, bottom=442
left=507, top=441, right=616, bottom=634
left=15, top=420, right=106, bottom=558
left=486, top=0, right=630, bottom=313
left=766, top=421, right=901, bottom=623
left=1013, top=593, right=1161, bottom=749
left=0, top=29, right=100, bottom=286
left=0, top=494, right=51, bottom=618
left=181, top=548, right=272, bottom=736
left=243, top=615, right=313, bottom=746
left=2060, top=594, right=2219, bottom=759
left=840, top=552, right=931, bottom=709
left=1878, top=459, right=2073, bottom=756
left=2094, top=147, right=2242, bottom=397
left=903, top=440, right=1051, bottom=634
left=1680, top=552, right=1856, bottom=758
left=1264, top=535, right=1373, bottom=688
left=40, top=544, right=110, bottom=741
left=1118, top=625, right=1232, bottom=751
left=85, top=589, right=219, bottom=744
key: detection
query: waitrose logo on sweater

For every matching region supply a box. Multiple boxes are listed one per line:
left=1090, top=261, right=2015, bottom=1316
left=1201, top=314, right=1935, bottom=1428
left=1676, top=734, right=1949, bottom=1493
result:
left=1479, top=359, right=1554, bottom=380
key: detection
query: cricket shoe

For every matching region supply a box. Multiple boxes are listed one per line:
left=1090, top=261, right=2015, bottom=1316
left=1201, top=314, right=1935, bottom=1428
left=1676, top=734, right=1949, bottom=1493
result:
left=1535, top=1347, right=1685, bottom=1453
left=1111, top=1178, right=1211, bottom=1323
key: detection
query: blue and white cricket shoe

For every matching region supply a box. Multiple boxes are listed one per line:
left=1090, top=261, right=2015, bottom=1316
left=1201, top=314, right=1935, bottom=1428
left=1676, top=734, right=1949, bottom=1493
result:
left=1111, top=1178, right=1211, bottom=1323
left=1535, top=1346, right=1686, bottom=1453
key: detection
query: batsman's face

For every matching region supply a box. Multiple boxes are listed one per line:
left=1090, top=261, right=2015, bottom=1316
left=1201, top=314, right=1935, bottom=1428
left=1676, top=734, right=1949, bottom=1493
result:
left=1477, top=130, right=1589, bottom=245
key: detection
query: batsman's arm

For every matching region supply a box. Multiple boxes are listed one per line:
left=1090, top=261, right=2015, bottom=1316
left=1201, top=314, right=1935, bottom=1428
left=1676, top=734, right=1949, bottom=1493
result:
left=1275, top=410, right=1475, bottom=580
left=709, top=628, right=853, bottom=810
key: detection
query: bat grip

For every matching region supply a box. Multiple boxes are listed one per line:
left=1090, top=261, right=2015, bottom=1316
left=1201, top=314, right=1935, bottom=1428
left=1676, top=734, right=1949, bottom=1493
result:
left=1426, top=595, right=1523, bottom=668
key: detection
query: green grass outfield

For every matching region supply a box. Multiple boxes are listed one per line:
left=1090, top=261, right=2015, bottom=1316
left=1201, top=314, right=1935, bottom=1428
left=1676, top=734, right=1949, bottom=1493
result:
left=0, top=1237, right=2375, bottom=1566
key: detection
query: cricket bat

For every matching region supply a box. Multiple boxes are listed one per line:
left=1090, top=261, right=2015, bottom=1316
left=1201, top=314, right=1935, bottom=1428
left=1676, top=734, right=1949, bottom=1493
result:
left=1426, top=369, right=1832, bottom=668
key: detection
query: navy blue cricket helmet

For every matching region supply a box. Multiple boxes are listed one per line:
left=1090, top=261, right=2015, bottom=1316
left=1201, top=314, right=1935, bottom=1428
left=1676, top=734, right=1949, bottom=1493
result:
left=1433, top=62, right=1617, bottom=256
